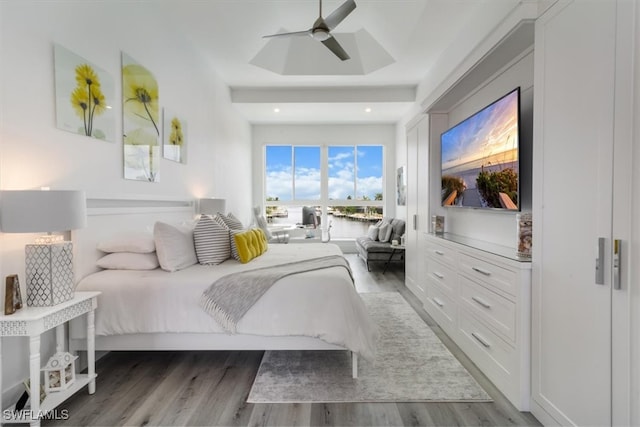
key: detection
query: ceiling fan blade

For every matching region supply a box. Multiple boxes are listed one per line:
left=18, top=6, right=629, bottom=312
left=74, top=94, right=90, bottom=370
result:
left=321, top=35, right=350, bottom=61
left=263, top=29, right=312, bottom=39
left=324, top=0, right=356, bottom=30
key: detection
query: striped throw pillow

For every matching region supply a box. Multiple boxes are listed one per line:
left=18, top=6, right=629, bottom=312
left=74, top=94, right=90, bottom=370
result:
left=217, top=212, right=244, bottom=230
left=193, top=215, right=231, bottom=265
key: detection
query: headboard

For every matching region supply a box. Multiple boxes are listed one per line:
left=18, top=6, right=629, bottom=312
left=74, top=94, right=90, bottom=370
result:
left=72, top=197, right=195, bottom=281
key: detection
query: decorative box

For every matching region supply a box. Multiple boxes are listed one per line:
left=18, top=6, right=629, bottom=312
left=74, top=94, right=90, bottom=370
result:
left=42, top=352, right=78, bottom=393
left=431, top=215, right=445, bottom=235
left=25, top=242, right=74, bottom=306
left=516, top=213, right=532, bottom=258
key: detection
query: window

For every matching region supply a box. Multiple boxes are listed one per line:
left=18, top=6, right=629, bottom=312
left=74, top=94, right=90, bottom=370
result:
left=265, top=145, right=384, bottom=239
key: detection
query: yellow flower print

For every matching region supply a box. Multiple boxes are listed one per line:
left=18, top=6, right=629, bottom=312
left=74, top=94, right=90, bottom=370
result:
left=71, top=86, right=89, bottom=117
left=75, top=64, right=100, bottom=88
left=70, top=63, right=106, bottom=137
left=124, top=128, right=158, bottom=181
left=122, top=64, right=159, bottom=135
left=169, top=117, right=183, bottom=146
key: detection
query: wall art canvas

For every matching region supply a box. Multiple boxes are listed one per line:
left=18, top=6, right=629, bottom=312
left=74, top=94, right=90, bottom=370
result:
left=162, top=108, right=187, bottom=163
left=396, top=166, right=406, bottom=206
left=54, top=44, right=115, bottom=142
left=122, top=52, right=160, bottom=182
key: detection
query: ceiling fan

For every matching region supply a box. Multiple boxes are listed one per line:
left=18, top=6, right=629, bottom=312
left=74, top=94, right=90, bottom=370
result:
left=262, top=0, right=357, bottom=61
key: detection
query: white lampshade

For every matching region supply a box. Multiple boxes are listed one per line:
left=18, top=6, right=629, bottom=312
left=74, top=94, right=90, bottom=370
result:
left=0, top=190, right=87, bottom=233
left=198, top=198, right=226, bottom=216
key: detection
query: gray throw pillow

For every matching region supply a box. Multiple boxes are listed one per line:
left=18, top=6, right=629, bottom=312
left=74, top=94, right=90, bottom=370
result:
left=193, top=215, right=231, bottom=265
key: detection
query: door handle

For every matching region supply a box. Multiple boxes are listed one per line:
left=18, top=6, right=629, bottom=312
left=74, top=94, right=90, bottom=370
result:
left=613, top=239, right=621, bottom=290
left=595, top=237, right=605, bottom=285
left=413, top=214, right=417, bottom=230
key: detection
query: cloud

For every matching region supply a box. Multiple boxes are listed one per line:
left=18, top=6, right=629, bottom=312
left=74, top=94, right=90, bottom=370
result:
left=267, top=151, right=383, bottom=201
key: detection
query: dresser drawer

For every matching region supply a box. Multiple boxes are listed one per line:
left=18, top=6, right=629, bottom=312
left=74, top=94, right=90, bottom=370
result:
left=458, top=252, right=517, bottom=298
left=459, top=275, right=516, bottom=342
left=425, top=279, right=457, bottom=331
left=425, top=259, right=457, bottom=295
left=458, top=310, right=516, bottom=379
left=425, top=239, right=456, bottom=267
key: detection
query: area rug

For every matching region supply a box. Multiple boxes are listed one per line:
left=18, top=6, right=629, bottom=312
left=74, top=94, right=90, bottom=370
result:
left=247, top=292, right=492, bottom=403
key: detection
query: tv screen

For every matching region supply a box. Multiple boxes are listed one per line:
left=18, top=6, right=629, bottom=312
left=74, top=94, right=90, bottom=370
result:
left=440, top=87, right=520, bottom=210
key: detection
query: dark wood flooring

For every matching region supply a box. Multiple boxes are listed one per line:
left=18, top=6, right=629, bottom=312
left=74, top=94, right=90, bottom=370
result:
left=44, top=254, right=541, bottom=426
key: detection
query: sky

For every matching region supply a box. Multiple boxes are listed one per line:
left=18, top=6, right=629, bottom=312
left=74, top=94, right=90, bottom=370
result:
left=441, top=88, right=519, bottom=170
left=265, top=145, right=383, bottom=201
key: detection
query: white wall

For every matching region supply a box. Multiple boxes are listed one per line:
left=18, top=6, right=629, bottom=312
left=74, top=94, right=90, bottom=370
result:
left=428, top=52, right=534, bottom=248
left=0, top=0, right=251, bottom=403
left=251, top=124, right=397, bottom=218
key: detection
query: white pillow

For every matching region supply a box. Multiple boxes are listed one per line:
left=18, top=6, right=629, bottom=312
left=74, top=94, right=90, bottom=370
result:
left=153, top=221, right=197, bottom=272
left=97, top=231, right=155, bottom=253
left=366, top=225, right=379, bottom=240
left=378, top=223, right=393, bottom=243
left=97, top=252, right=159, bottom=270
left=193, top=215, right=231, bottom=265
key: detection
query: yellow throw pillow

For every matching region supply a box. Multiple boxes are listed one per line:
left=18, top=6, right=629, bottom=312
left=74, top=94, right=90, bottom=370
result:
left=252, top=228, right=267, bottom=254
left=233, top=229, right=267, bottom=263
left=233, top=231, right=253, bottom=263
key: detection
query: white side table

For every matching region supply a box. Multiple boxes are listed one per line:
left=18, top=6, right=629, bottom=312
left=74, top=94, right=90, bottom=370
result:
left=383, top=244, right=405, bottom=274
left=0, top=291, right=100, bottom=426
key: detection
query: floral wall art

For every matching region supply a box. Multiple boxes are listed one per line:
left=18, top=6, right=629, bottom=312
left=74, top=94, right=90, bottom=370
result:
left=163, top=108, right=187, bottom=163
left=122, top=52, right=160, bottom=182
left=53, top=44, right=115, bottom=142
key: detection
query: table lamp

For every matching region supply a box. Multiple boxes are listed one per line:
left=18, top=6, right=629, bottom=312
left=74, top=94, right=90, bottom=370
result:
left=0, top=190, right=86, bottom=306
left=198, top=198, right=226, bottom=216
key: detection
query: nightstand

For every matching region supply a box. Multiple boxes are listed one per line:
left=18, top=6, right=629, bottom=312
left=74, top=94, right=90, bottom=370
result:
left=0, top=291, right=100, bottom=426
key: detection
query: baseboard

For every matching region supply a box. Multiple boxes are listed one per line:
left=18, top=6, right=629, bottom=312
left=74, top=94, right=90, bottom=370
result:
left=530, top=397, right=562, bottom=426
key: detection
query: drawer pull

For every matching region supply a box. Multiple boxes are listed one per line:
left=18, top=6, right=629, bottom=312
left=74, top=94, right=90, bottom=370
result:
left=471, top=296, right=491, bottom=309
left=472, top=266, right=492, bottom=276
left=432, top=297, right=444, bottom=308
left=432, top=272, right=444, bottom=279
left=434, top=250, right=445, bottom=256
left=471, top=332, right=491, bottom=348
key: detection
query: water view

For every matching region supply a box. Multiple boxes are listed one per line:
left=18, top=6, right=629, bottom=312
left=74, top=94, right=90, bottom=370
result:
left=267, top=206, right=381, bottom=239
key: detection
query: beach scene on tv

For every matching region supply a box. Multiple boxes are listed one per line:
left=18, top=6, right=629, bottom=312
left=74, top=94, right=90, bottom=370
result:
left=441, top=89, right=519, bottom=210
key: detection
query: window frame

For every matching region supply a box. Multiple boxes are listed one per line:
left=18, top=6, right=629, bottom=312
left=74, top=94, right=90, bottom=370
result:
left=263, top=144, right=385, bottom=209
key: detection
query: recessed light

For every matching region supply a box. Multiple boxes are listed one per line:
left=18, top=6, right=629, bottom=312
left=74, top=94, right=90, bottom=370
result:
left=365, top=107, right=372, bottom=113
left=274, top=108, right=280, bottom=113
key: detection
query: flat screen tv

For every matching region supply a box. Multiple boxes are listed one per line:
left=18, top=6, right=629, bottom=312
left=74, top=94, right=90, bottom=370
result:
left=440, top=87, right=520, bottom=211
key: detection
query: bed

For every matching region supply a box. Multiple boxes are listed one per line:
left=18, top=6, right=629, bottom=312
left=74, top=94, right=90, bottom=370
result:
left=68, top=198, right=377, bottom=377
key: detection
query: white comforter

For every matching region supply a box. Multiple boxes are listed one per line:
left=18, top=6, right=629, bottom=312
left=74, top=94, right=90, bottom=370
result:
left=72, top=243, right=378, bottom=359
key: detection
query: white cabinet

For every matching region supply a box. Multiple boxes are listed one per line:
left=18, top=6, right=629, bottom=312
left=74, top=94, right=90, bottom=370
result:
left=422, top=233, right=531, bottom=410
left=531, top=1, right=636, bottom=425
left=405, top=116, right=429, bottom=300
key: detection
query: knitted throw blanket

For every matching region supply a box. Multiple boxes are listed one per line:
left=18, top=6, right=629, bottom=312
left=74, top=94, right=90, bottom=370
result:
left=200, top=255, right=353, bottom=333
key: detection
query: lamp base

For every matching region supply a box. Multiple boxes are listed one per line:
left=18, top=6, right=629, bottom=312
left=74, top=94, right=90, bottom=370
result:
left=25, top=242, right=74, bottom=306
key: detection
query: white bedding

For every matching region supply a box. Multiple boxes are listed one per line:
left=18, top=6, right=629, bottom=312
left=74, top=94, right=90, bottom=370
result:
left=71, top=243, right=378, bottom=359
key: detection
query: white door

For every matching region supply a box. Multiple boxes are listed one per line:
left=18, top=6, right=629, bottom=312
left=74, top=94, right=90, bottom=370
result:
left=405, top=116, right=429, bottom=297
left=405, top=123, right=420, bottom=295
left=532, top=1, right=617, bottom=425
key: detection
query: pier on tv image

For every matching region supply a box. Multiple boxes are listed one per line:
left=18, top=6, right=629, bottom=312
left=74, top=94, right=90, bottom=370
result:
left=440, top=88, right=520, bottom=211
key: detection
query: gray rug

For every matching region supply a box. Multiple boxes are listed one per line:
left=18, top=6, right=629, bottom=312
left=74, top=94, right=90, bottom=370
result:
left=247, top=292, right=492, bottom=403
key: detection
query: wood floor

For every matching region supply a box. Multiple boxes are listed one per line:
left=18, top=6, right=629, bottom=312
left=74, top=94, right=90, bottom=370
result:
left=47, top=254, right=541, bottom=427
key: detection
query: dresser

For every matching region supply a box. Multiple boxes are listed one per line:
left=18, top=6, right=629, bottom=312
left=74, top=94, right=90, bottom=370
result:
left=420, top=233, right=531, bottom=410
